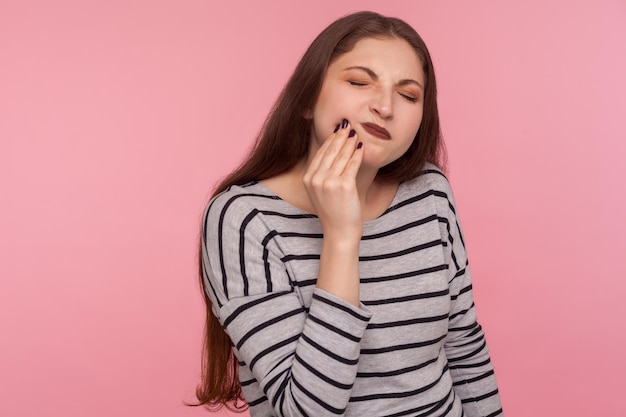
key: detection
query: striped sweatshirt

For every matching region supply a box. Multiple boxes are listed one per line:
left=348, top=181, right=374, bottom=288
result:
left=201, top=164, right=503, bottom=417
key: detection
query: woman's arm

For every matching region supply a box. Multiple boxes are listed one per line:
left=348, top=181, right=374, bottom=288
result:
left=203, top=123, right=369, bottom=416
left=433, top=172, right=504, bottom=417
left=303, top=121, right=364, bottom=307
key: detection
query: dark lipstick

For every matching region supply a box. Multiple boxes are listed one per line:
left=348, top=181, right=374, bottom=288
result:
left=361, top=122, right=391, bottom=140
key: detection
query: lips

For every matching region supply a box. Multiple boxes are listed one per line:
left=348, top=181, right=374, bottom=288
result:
left=361, top=122, right=391, bottom=140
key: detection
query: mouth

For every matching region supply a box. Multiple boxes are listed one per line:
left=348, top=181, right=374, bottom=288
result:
left=361, top=122, right=391, bottom=140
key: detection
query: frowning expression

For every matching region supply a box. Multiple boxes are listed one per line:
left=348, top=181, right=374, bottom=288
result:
left=309, top=37, right=425, bottom=170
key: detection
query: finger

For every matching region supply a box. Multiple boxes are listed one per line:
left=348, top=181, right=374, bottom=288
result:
left=306, top=123, right=342, bottom=175
left=315, top=122, right=352, bottom=173
left=311, top=120, right=351, bottom=173
left=342, top=140, right=364, bottom=179
left=328, top=129, right=358, bottom=177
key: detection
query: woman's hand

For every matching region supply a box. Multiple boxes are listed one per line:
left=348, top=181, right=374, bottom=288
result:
left=303, top=119, right=364, bottom=239
left=303, top=119, right=364, bottom=306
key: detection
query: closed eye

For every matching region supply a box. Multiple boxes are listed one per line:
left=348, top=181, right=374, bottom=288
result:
left=399, top=93, right=418, bottom=103
left=348, top=80, right=368, bottom=86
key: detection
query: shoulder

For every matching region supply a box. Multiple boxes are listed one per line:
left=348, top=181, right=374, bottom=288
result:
left=400, top=162, right=454, bottom=197
left=203, top=181, right=317, bottom=240
left=394, top=162, right=462, bottom=223
left=203, top=182, right=279, bottom=235
left=206, top=182, right=281, bottom=216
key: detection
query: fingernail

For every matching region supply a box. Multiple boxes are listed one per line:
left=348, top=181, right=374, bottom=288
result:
left=356, top=141, right=363, bottom=149
left=333, top=124, right=340, bottom=133
left=348, top=129, right=356, bottom=138
left=341, top=119, right=349, bottom=129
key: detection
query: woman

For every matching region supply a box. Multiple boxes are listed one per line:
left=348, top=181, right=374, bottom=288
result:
left=195, top=11, right=503, bottom=417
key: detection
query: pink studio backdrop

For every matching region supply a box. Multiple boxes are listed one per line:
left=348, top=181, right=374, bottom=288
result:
left=1, top=0, right=624, bottom=416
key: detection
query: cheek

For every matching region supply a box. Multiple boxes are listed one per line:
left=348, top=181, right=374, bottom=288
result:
left=318, top=97, right=346, bottom=118
left=314, top=82, right=363, bottom=119
left=310, top=102, right=340, bottom=144
left=402, top=107, right=424, bottom=134
left=312, top=98, right=352, bottom=139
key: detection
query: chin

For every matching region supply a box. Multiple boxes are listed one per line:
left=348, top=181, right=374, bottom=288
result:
left=361, top=150, right=399, bottom=171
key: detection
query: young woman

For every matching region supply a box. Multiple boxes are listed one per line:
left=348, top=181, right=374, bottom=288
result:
left=195, top=11, right=503, bottom=417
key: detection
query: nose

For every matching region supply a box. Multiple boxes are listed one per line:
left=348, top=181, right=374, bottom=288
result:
left=370, top=88, right=393, bottom=120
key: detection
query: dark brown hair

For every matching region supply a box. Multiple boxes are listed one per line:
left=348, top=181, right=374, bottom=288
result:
left=193, top=10, right=446, bottom=411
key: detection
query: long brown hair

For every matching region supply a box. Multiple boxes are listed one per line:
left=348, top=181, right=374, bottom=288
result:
left=193, top=11, right=446, bottom=410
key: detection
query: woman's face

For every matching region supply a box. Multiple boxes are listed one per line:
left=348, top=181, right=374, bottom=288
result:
left=309, top=37, right=425, bottom=170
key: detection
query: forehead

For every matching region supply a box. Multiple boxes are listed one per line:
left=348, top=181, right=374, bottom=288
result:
left=329, top=37, right=424, bottom=83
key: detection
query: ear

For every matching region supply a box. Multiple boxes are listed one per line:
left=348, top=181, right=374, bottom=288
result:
left=302, top=108, right=313, bottom=119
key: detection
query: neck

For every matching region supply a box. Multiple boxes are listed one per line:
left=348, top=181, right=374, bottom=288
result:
left=354, top=165, right=380, bottom=208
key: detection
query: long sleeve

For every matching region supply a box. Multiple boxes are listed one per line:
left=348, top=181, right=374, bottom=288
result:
left=202, top=190, right=372, bottom=416
left=436, top=175, right=504, bottom=417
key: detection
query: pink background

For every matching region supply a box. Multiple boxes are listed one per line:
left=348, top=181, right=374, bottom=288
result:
left=1, top=0, right=625, bottom=416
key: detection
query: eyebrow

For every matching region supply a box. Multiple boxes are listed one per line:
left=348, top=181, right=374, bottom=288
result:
left=342, top=65, right=423, bottom=90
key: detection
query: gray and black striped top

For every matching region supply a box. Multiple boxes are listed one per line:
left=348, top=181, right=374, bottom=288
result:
left=201, top=164, right=503, bottom=417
